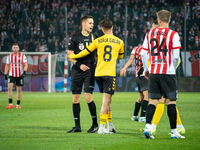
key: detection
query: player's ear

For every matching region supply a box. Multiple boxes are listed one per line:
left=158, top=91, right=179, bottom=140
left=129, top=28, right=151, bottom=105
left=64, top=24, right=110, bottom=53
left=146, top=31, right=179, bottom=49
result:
left=158, top=18, right=161, bottom=24
left=82, top=21, right=85, bottom=27
left=102, top=28, right=105, bottom=33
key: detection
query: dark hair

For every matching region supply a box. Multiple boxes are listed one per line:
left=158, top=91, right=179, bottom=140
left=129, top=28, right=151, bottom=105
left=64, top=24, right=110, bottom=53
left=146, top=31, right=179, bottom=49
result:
left=13, top=43, right=19, bottom=47
left=99, top=18, right=112, bottom=30
left=81, top=15, right=93, bottom=23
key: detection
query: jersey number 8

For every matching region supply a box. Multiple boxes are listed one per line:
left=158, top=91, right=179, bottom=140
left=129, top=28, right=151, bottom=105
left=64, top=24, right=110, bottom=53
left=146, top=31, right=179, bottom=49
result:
left=103, top=45, right=112, bottom=62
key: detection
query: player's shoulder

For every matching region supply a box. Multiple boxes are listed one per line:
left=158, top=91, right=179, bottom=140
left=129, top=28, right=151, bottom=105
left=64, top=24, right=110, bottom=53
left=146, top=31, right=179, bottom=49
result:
left=91, top=33, right=98, bottom=39
left=134, top=44, right=142, bottom=50
left=70, top=33, right=82, bottom=40
left=111, top=35, right=124, bottom=44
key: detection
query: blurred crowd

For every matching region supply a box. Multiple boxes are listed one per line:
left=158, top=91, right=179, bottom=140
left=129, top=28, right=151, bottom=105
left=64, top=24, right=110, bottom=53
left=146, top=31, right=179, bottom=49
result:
left=0, top=0, right=200, bottom=54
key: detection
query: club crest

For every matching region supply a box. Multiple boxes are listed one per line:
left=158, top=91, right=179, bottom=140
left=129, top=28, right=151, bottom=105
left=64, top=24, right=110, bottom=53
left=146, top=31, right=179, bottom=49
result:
left=79, top=43, right=84, bottom=50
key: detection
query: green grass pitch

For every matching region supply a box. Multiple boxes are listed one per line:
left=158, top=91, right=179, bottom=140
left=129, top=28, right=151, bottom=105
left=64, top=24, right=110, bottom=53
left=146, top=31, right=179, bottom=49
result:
left=0, top=92, right=200, bottom=150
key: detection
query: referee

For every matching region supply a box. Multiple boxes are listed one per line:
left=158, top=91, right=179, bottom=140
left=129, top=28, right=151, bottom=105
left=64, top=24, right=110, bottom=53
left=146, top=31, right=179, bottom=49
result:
left=67, top=16, right=98, bottom=133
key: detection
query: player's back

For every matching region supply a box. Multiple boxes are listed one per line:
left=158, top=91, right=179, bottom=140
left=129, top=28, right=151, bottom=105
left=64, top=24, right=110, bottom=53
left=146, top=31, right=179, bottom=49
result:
left=143, top=27, right=181, bottom=75
left=95, top=34, right=124, bottom=77
left=131, top=45, right=143, bottom=77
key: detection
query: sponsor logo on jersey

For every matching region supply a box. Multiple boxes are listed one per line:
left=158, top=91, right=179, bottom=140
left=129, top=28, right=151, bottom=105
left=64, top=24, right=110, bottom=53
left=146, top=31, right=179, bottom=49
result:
left=79, top=43, right=84, bottom=50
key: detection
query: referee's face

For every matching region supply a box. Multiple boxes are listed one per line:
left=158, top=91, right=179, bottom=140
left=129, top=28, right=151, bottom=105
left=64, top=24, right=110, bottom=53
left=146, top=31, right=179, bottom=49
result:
left=12, top=45, right=20, bottom=54
left=83, top=18, right=94, bottom=33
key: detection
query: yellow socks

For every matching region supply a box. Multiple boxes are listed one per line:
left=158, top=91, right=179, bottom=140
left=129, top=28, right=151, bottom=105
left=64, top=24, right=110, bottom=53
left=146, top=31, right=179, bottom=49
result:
left=176, top=107, right=182, bottom=125
left=107, top=111, right=112, bottom=123
left=100, top=113, right=108, bottom=125
left=152, top=102, right=164, bottom=126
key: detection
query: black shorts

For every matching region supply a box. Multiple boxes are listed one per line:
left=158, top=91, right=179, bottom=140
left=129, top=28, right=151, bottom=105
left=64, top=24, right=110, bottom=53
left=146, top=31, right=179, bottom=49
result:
left=70, top=65, right=95, bottom=94
left=8, top=76, right=24, bottom=86
left=148, top=74, right=178, bottom=100
left=95, top=76, right=116, bottom=95
left=136, top=76, right=148, bottom=93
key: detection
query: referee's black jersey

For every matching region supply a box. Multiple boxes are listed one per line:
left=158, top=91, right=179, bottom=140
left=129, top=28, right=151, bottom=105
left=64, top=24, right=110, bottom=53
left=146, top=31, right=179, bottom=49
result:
left=68, top=32, right=98, bottom=67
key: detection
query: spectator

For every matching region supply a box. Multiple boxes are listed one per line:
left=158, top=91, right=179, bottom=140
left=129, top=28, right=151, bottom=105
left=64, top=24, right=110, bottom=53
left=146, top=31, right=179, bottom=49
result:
left=27, top=39, right=35, bottom=52
left=47, top=38, right=55, bottom=54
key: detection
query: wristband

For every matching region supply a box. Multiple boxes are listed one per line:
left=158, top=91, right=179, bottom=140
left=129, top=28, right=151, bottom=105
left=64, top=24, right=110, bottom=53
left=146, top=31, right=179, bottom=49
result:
left=75, top=61, right=82, bottom=68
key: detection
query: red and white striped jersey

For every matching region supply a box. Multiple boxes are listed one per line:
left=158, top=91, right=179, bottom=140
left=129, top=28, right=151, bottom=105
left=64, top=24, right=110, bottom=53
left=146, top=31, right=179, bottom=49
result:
left=142, top=27, right=181, bottom=74
left=6, top=53, right=27, bottom=77
left=131, top=45, right=143, bottom=77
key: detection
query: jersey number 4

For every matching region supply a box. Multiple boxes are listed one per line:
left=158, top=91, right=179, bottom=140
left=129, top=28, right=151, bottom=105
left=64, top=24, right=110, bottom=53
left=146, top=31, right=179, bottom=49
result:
left=103, top=45, right=112, bottom=62
left=150, top=38, right=168, bottom=56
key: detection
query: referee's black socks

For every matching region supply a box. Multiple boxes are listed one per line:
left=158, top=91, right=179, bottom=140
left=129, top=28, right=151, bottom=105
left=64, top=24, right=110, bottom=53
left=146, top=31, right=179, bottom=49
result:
left=73, top=103, right=81, bottom=127
left=88, top=101, right=98, bottom=126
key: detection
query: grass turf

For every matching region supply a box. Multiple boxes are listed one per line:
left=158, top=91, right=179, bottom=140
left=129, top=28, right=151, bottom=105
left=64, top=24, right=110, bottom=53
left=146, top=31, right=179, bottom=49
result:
left=0, top=92, right=200, bottom=150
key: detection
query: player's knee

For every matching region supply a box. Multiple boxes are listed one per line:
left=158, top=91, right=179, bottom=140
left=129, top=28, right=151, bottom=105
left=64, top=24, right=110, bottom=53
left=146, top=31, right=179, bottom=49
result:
left=137, top=98, right=142, bottom=103
left=8, top=87, right=12, bottom=91
left=73, top=95, right=81, bottom=103
left=17, top=88, right=22, bottom=93
left=85, top=93, right=93, bottom=103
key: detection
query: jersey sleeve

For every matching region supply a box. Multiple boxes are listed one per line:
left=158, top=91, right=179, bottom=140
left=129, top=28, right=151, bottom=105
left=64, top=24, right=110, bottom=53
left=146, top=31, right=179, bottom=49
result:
left=172, top=32, right=181, bottom=50
left=23, top=55, right=27, bottom=63
left=141, top=49, right=148, bottom=72
left=172, top=32, right=181, bottom=59
left=6, top=55, right=9, bottom=64
left=118, top=41, right=124, bottom=59
left=87, top=39, right=98, bottom=52
left=131, top=47, right=136, bottom=55
left=142, top=33, right=149, bottom=51
left=68, top=35, right=76, bottom=50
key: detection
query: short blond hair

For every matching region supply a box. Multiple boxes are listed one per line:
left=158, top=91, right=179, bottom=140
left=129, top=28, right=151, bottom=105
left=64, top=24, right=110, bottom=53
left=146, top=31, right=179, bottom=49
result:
left=156, top=10, right=171, bottom=23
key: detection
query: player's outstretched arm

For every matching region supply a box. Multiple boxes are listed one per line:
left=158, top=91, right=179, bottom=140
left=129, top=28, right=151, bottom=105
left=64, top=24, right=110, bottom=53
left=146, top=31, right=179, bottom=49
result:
left=120, top=55, right=135, bottom=75
left=68, top=49, right=90, bottom=59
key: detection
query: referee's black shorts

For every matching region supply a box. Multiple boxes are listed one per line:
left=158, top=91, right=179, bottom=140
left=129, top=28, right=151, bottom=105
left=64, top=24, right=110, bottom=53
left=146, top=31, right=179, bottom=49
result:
left=8, top=76, right=24, bottom=86
left=148, top=74, right=178, bottom=100
left=70, top=65, right=95, bottom=94
left=136, top=76, right=148, bottom=93
left=95, top=76, right=116, bottom=95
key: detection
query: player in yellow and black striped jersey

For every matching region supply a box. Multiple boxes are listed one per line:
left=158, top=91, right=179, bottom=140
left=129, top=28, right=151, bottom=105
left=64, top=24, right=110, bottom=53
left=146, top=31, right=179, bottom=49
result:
left=69, top=18, right=124, bottom=134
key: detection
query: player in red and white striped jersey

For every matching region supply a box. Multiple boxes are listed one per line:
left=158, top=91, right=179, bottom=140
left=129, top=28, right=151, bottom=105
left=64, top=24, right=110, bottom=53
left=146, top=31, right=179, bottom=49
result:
left=142, top=25, right=181, bottom=75
left=120, top=45, right=149, bottom=122
left=4, top=43, right=28, bottom=109
left=142, top=10, right=185, bottom=139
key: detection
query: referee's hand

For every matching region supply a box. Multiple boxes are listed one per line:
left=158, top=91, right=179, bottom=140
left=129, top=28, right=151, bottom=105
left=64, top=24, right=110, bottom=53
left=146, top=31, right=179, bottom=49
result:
left=4, top=74, right=8, bottom=80
left=80, top=64, right=90, bottom=72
